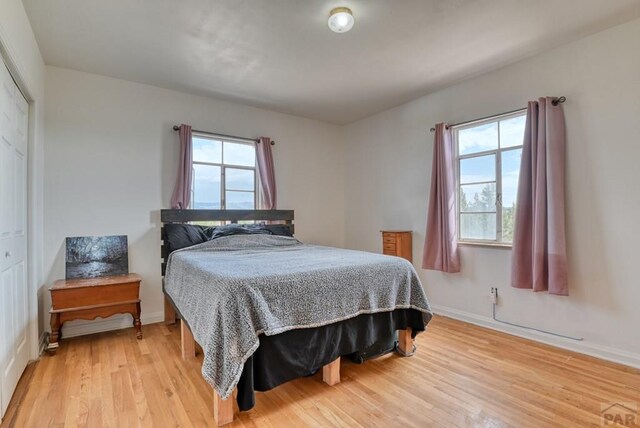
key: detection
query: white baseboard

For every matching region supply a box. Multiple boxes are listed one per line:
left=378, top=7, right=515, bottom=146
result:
left=430, top=304, right=640, bottom=370
left=61, top=311, right=165, bottom=339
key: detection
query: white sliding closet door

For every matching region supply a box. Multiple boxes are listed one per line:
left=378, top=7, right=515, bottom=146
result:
left=0, top=58, right=29, bottom=418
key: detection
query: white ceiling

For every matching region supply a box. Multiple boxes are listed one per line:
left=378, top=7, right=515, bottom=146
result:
left=23, top=0, right=640, bottom=124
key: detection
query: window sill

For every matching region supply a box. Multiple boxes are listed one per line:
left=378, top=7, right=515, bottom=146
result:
left=458, top=241, right=512, bottom=249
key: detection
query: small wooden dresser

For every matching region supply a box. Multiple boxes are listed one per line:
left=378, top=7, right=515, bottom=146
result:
left=381, top=230, right=413, bottom=262
left=48, top=273, right=142, bottom=354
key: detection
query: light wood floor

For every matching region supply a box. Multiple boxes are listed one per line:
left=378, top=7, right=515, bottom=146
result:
left=2, top=315, right=639, bottom=427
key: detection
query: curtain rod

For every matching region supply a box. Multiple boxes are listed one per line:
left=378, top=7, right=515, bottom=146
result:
left=172, top=125, right=275, bottom=145
left=429, top=96, right=566, bottom=133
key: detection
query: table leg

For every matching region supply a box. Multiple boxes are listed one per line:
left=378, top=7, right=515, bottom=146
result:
left=47, top=313, right=61, bottom=355
left=397, top=328, right=415, bottom=356
left=213, top=389, right=234, bottom=426
left=134, top=302, right=142, bottom=339
left=181, top=320, right=196, bottom=359
left=323, top=357, right=341, bottom=386
left=164, top=295, right=176, bottom=325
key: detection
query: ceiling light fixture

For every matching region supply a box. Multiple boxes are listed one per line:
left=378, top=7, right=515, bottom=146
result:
left=328, top=7, right=354, bottom=33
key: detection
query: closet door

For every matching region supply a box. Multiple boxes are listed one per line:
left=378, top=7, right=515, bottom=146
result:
left=0, top=59, right=29, bottom=418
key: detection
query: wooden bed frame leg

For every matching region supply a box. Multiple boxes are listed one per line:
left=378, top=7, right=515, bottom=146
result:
left=397, top=327, right=415, bottom=356
left=213, top=389, right=234, bottom=426
left=181, top=320, right=196, bottom=359
left=164, top=295, right=177, bottom=325
left=322, top=357, right=341, bottom=386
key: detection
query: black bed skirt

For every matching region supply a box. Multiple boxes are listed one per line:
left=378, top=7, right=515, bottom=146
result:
left=236, top=308, right=429, bottom=410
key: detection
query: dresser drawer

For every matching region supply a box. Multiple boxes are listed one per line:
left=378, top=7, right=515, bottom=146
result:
left=383, top=243, right=396, bottom=252
left=383, top=235, right=396, bottom=244
left=51, top=283, right=139, bottom=310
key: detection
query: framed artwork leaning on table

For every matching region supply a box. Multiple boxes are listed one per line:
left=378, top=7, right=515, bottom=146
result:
left=65, top=235, right=129, bottom=279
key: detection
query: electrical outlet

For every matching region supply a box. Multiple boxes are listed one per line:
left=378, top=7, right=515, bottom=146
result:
left=490, top=287, right=498, bottom=304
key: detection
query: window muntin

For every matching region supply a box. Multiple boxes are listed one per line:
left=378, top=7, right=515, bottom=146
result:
left=191, top=133, right=257, bottom=210
left=454, top=112, right=526, bottom=244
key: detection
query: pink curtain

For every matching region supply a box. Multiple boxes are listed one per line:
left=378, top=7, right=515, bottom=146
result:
left=170, top=124, right=193, bottom=209
left=423, top=123, right=460, bottom=273
left=256, top=137, right=276, bottom=209
left=511, top=97, right=568, bottom=295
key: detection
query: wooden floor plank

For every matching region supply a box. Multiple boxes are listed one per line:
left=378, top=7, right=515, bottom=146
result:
left=2, top=315, right=639, bottom=428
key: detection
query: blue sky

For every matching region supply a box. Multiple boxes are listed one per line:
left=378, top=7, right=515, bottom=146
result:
left=458, top=115, right=525, bottom=210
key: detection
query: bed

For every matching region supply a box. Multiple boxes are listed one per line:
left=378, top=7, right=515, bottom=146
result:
left=160, top=209, right=432, bottom=426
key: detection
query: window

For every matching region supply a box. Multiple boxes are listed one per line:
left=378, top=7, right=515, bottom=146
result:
left=454, top=111, right=526, bottom=244
left=190, top=133, right=257, bottom=210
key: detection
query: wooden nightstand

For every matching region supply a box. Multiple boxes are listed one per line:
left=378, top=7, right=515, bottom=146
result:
left=381, top=231, right=413, bottom=262
left=47, top=273, right=142, bottom=354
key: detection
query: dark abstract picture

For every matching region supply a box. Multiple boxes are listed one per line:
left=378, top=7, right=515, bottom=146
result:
left=65, top=235, right=129, bottom=279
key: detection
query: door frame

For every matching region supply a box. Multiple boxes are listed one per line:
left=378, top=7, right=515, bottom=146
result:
left=0, top=27, right=42, bottom=365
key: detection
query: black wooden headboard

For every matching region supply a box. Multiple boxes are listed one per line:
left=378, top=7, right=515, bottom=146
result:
left=160, top=209, right=295, bottom=276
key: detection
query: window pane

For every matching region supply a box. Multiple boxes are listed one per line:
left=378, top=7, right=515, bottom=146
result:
left=224, top=168, right=255, bottom=191
left=224, top=142, right=255, bottom=167
left=460, top=154, right=495, bottom=184
left=458, top=122, right=498, bottom=155
left=192, top=164, right=221, bottom=209
left=225, top=168, right=254, bottom=191
left=500, top=115, right=526, bottom=148
left=501, top=148, right=522, bottom=242
left=501, top=148, right=522, bottom=209
left=460, top=183, right=496, bottom=212
left=460, top=213, right=497, bottom=240
left=193, top=137, right=222, bottom=163
left=226, top=191, right=255, bottom=209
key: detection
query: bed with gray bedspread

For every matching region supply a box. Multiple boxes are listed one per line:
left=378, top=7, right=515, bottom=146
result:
left=164, top=234, right=432, bottom=399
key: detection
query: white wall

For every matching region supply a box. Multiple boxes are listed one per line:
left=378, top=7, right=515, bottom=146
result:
left=44, top=66, right=345, bottom=336
left=0, top=0, right=46, bottom=358
left=344, top=18, right=640, bottom=367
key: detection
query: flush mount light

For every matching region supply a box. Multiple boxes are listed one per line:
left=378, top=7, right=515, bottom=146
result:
left=328, top=7, right=354, bottom=33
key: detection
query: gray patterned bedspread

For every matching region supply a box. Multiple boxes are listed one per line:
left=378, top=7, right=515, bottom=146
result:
left=164, top=234, right=432, bottom=399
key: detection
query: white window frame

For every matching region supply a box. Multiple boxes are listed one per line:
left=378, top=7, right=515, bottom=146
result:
left=190, top=132, right=258, bottom=210
left=453, top=109, right=526, bottom=246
